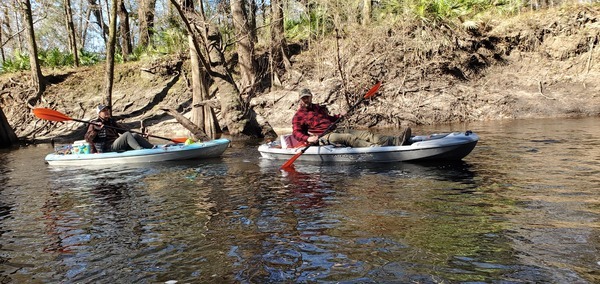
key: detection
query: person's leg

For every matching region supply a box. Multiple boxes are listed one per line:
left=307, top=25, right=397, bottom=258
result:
left=381, top=127, right=412, bottom=146
left=339, top=128, right=411, bottom=146
left=111, top=132, right=146, bottom=151
left=324, top=132, right=374, bottom=147
left=341, top=129, right=395, bottom=146
left=132, top=133, right=154, bottom=148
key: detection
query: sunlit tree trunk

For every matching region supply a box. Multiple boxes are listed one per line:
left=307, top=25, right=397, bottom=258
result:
left=0, top=19, right=4, bottom=62
left=64, top=0, right=79, bottom=66
left=0, top=107, right=18, bottom=148
left=362, top=0, right=371, bottom=26
left=185, top=0, right=219, bottom=139
left=270, top=0, right=290, bottom=87
left=104, top=0, right=118, bottom=108
left=21, top=0, right=45, bottom=98
left=138, top=0, right=156, bottom=48
left=118, top=0, right=132, bottom=60
left=231, top=0, right=257, bottom=97
left=13, top=2, right=24, bottom=53
left=81, top=3, right=91, bottom=48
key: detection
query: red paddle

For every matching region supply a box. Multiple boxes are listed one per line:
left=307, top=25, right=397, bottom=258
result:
left=280, top=82, right=382, bottom=169
left=33, top=108, right=188, bottom=143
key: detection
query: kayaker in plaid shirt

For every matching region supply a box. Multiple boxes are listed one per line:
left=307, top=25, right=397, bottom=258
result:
left=292, top=89, right=411, bottom=147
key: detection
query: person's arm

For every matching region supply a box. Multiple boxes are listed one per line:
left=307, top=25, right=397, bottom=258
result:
left=84, top=121, right=99, bottom=143
left=292, top=112, right=310, bottom=143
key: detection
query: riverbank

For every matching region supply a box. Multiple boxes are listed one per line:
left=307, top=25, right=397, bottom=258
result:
left=1, top=4, right=598, bottom=143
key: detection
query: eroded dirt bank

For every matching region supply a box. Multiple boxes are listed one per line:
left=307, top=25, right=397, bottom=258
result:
left=1, top=5, right=598, bottom=143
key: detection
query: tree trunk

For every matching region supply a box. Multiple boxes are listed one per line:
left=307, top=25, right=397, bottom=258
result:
left=81, top=3, right=91, bottom=48
left=0, top=107, right=18, bottom=148
left=21, top=0, right=45, bottom=99
left=361, top=0, right=371, bottom=26
left=170, top=0, right=274, bottom=138
left=188, top=34, right=220, bottom=139
left=12, top=4, right=24, bottom=51
left=104, top=0, right=118, bottom=108
left=87, top=0, right=109, bottom=43
left=0, top=18, right=4, bottom=62
left=231, top=0, right=257, bottom=98
left=270, top=0, right=290, bottom=87
left=118, top=0, right=132, bottom=60
left=138, top=0, right=156, bottom=48
left=248, top=0, right=257, bottom=44
left=64, top=0, right=79, bottom=66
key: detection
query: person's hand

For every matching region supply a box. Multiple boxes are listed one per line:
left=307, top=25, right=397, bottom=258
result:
left=307, top=135, right=319, bottom=143
left=94, top=122, right=104, bottom=130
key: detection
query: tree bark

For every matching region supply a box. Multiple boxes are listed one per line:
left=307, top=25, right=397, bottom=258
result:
left=81, top=3, right=91, bottom=48
left=248, top=0, right=257, bottom=44
left=270, top=0, right=290, bottom=87
left=231, top=0, right=257, bottom=97
left=117, top=0, right=132, bottom=60
left=87, top=0, right=109, bottom=43
left=362, top=0, right=371, bottom=26
left=189, top=31, right=220, bottom=139
left=0, top=18, right=4, bottom=62
left=0, top=107, right=18, bottom=148
left=21, top=0, right=45, bottom=99
left=104, top=0, right=118, bottom=108
left=170, top=0, right=274, bottom=138
left=64, top=0, right=79, bottom=66
left=138, top=0, right=156, bottom=48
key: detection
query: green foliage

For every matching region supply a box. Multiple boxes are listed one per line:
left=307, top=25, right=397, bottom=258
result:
left=285, top=8, right=333, bottom=41
left=378, top=0, right=524, bottom=23
left=150, top=28, right=188, bottom=55
left=38, top=48, right=75, bottom=68
left=79, top=49, right=101, bottom=66
left=1, top=51, right=30, bottom=74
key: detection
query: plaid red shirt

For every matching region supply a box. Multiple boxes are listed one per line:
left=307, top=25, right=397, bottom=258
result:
left=292, top=104, right=341, bottom=142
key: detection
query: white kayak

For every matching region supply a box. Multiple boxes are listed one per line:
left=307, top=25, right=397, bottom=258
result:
left=45, top=138, right=230, bottom=166
left=258, top=131, right=478, bottom=163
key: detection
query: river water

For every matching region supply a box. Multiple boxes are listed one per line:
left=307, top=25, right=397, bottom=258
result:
left=0, top=117, right=599, bottom=283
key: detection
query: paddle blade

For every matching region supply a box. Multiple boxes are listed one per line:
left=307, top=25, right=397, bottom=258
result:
left=33, top=108, right=73, bottom=122
left=170, top=137, right=189, bottom=143
left=364, top=81, right=382, bottom=100
left=280, top=151, right=304, bottom=169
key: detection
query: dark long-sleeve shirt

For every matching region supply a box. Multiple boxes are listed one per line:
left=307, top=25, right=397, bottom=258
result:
left=292, top=104, right=340, bottom=142
left=84, top=117, right=124, bottom=152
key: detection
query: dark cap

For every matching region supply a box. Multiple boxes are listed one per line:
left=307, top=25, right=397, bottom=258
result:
left=299, top=89, right=312, bottom=99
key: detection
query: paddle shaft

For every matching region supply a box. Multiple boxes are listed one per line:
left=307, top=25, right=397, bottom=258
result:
left=299, top=94, right=371, bottom=153
left=69, top=116, right=175, bottom=142
left=280, top=82, right=382, bottom=169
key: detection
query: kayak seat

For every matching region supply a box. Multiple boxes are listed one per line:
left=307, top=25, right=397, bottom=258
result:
left=280, top=134, right=307, bottom=149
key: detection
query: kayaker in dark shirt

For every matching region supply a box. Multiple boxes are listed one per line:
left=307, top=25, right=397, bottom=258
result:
left=84, top=105, right=154, bottom=153
left=292, top=88, right=411, bottom=147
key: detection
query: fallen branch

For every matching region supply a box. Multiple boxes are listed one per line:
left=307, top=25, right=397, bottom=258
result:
left=160, top=108, right=210, bottom=141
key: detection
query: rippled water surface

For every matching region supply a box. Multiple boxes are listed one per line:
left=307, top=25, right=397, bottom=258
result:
left=1, top=117, right=599, bottom=283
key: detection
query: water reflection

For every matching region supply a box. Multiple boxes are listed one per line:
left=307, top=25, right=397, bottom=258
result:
left=1, top=118, right=600, bottom=283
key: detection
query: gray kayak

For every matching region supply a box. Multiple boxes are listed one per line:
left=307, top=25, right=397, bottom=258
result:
left=258, top=131, right=478, bottom=163
left=45, top=138, right=230, bottom=166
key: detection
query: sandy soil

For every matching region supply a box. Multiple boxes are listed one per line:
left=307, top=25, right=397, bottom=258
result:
left=1, top=5, right=598, bottom=142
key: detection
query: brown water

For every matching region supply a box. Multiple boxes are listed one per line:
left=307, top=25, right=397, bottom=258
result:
left=0, top=117, right=599, bottom=283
